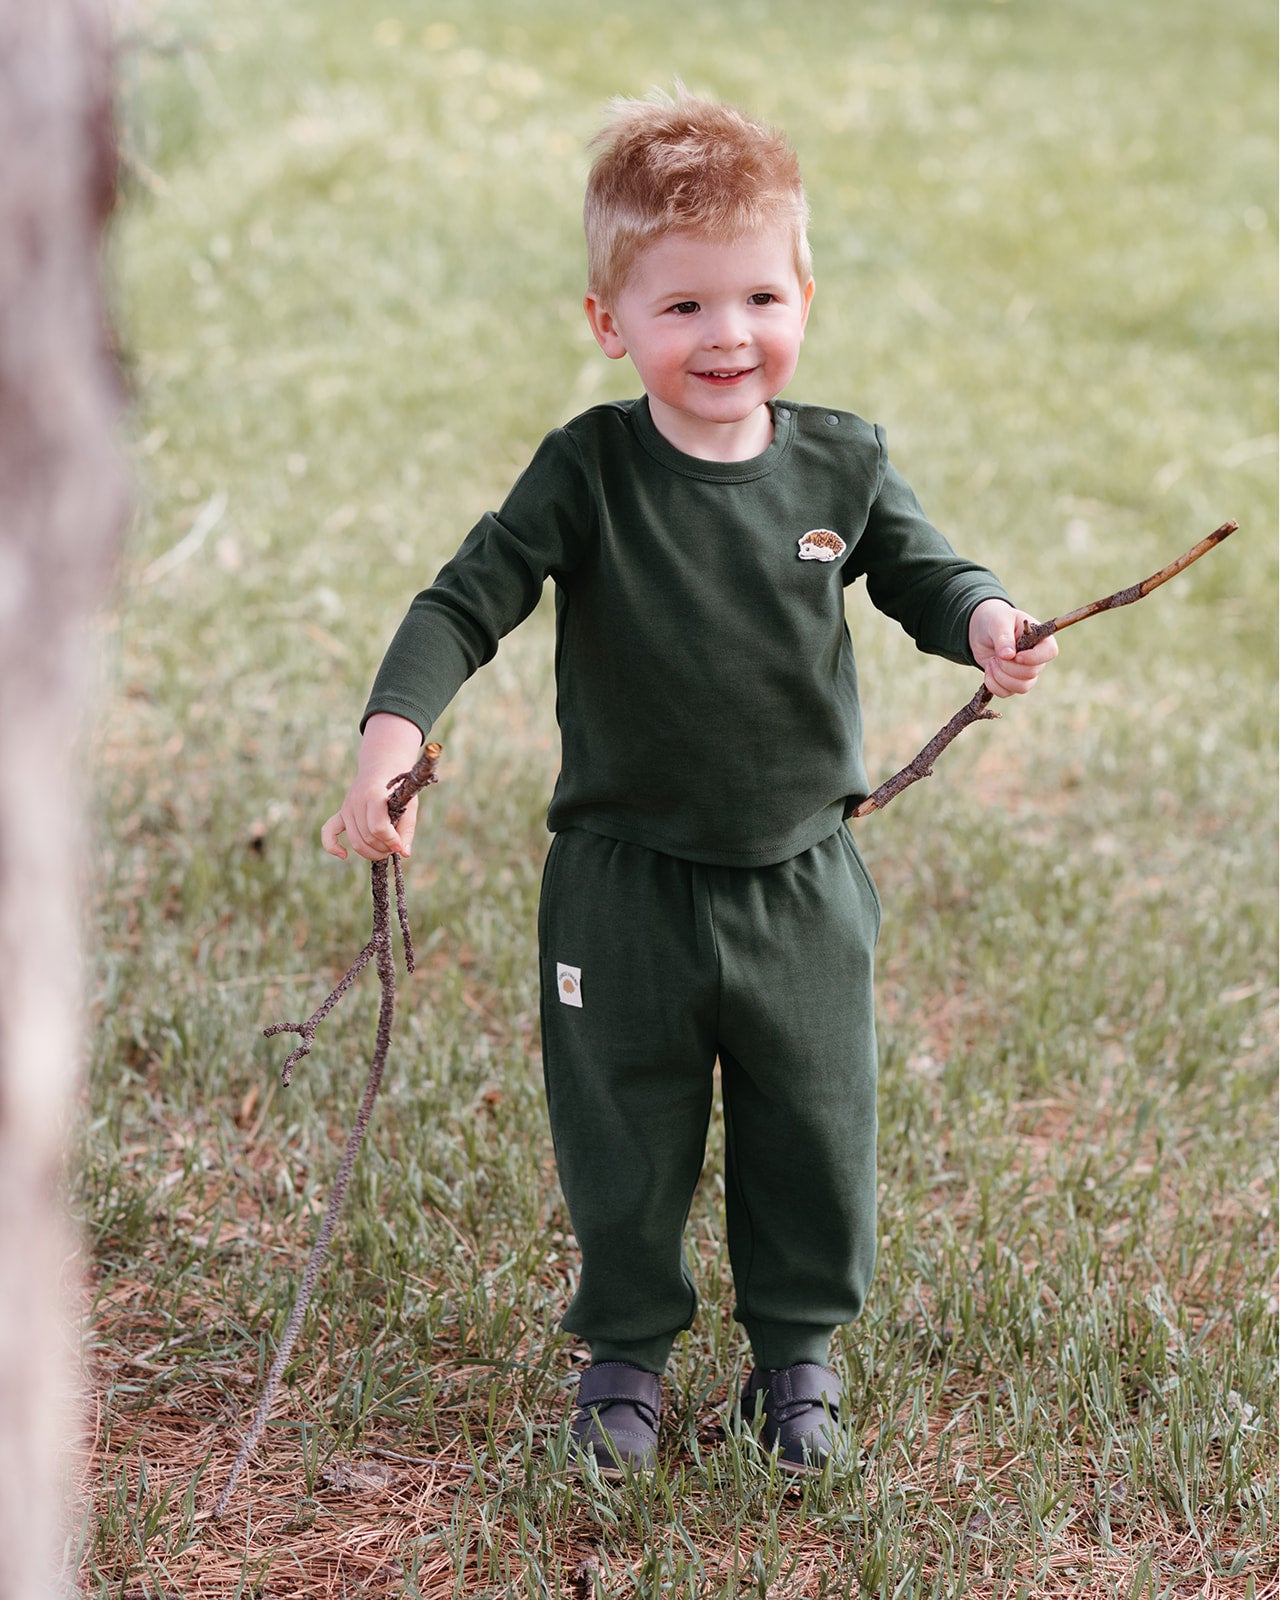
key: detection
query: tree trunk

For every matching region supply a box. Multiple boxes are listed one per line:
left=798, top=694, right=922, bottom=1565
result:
left=0, top=2, right=128, bottom=1596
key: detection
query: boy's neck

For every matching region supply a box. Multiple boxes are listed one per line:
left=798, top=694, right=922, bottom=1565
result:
left=645, top=395, right=776, bottom=463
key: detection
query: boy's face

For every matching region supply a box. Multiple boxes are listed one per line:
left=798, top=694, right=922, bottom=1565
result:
left=584, top=229, right=815, bottom=462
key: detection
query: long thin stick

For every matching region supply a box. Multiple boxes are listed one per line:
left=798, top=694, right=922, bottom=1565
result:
left=207, top=743, right=442, bottom=1520
left=851, top=520, right=1237, bottom=818
left=1013, top=519, right=1238, bottom=652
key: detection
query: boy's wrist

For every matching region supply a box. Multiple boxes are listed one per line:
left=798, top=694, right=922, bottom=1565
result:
left=358, top=712, right=425, bottom=774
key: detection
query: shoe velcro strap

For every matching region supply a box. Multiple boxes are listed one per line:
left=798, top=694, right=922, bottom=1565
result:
left=767, top=1364, right=841, bottom=1414
left=577, top=1363, right=662, bottom=1417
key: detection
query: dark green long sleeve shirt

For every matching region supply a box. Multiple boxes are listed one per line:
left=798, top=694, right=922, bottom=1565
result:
left=364, top=397, right=1009, bottom=867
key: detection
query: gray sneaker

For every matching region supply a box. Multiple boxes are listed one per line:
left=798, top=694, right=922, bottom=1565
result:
left=738, top=1362, right=847, bottom=1473
left=569, top=1361, right=662, bottom=1477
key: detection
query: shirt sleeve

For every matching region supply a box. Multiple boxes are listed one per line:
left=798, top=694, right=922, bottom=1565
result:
left=361, top=428, right=591, bottom=735
left=846, top=425, right=1011, bottom=666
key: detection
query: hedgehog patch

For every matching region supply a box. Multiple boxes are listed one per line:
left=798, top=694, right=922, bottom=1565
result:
left=798, top=528, right=846, bottom=562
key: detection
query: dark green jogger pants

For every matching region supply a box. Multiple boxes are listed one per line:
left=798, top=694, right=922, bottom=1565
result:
left=538, top=825, right=881, bottom=1374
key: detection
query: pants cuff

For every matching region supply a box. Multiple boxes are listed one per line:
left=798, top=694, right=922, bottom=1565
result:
left=740, top=1318, right=834, bottom=1370
left=582, top=1334, right=673, bottom=1375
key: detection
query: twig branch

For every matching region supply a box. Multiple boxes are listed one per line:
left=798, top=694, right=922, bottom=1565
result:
left=1011, top=519, right=1239, bottom=653
left=365, top=1445, right=501, bottom=1487
left=207, top=743, right=442, bottom=1520
left=851, top=520, right=1238, bottom=819
left=258, top=745, right=440, bottom=1085
left=850, top=685, right=1002, bottom=818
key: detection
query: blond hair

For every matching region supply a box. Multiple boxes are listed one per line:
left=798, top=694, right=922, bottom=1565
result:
left=584, top=88, right=812, bottom=305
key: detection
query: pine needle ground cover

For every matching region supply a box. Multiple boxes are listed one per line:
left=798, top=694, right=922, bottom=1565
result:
left=81, top=1, right=1276, bottom=1594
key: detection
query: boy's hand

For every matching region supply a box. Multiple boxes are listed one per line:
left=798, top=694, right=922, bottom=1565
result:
left=321, top=712, right=425, bottom=862
left=968, top=598, right=1059, bottom=698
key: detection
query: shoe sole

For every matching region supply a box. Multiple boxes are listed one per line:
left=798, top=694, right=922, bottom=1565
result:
left=575, top=1456, right=652, bottom=1481
left=571, top=1442, right=656, bottom=1481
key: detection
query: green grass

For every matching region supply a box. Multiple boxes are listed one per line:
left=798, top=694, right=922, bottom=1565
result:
left=79, top=0, right=1277, bottom=1594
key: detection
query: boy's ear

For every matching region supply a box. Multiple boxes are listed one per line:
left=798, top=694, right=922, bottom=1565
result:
left=799, top=277, right=815, bottom=335
left=584, top=293, right=627, bottom=359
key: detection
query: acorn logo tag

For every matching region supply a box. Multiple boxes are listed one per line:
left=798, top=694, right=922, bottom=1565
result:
left=556, top=963, right=583, bottom=1008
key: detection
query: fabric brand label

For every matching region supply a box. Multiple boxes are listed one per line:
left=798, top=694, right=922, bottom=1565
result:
left=556, top=962, right=583, bottom=1007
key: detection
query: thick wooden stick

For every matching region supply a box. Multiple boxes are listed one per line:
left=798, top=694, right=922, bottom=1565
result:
left=851, top=521, right=1238, bottom=819
left=208, top=743, right=442, bottom=1519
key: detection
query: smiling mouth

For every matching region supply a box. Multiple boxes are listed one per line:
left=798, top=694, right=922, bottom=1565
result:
left=695, top=368, right=754, bottom=382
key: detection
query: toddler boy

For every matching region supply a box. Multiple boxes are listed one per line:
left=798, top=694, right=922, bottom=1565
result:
left=322, top=90, right=1057, bottom=1475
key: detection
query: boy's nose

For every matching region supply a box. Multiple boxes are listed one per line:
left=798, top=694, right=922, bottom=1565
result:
left=706, top=310, right=748, bottom=350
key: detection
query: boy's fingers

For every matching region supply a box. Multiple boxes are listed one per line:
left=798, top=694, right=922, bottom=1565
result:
left=1012, top=633, right=1057, bottom=665
left=374, top=825, right=406, bottom=857
left=397, top=797, right=419, bottom=856
left=1012, top=616, right=1058, bottom=662
left=987, top=659, right=1045, bottom=696
left=334, top=808, right=391, bottom=862
left=320, top=813, right=349, bottom=859
left=985, top=655, right=1028, bottom=693
left=979, top=610, right=1056, bottom=696
left=1000, top=613, right=1034, bottom=657
left=356, top=798, right=401, bottom=855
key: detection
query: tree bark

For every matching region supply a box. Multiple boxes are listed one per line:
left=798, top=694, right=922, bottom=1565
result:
left=0, top=3, right=128, bottom=1596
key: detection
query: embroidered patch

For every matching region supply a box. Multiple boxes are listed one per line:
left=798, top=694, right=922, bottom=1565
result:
left=556, top=962, right=583, bottom=1008
left=798, top=528, right=846, bottom=562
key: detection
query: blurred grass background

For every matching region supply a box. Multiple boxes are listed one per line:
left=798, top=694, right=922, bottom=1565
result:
left=83, top=0, right=1276, bottom=1594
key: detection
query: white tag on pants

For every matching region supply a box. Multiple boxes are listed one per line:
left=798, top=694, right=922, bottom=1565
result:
left=556, top=962, right=583, bottom=1007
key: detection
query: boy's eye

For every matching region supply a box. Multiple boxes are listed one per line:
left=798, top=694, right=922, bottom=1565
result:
left=749, top=292, right=777, bottom=305
left=669, top=301, right=699, bottom=315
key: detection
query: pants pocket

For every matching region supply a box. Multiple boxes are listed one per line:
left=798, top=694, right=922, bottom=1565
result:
left=840, top=826, right=882, bottom=942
